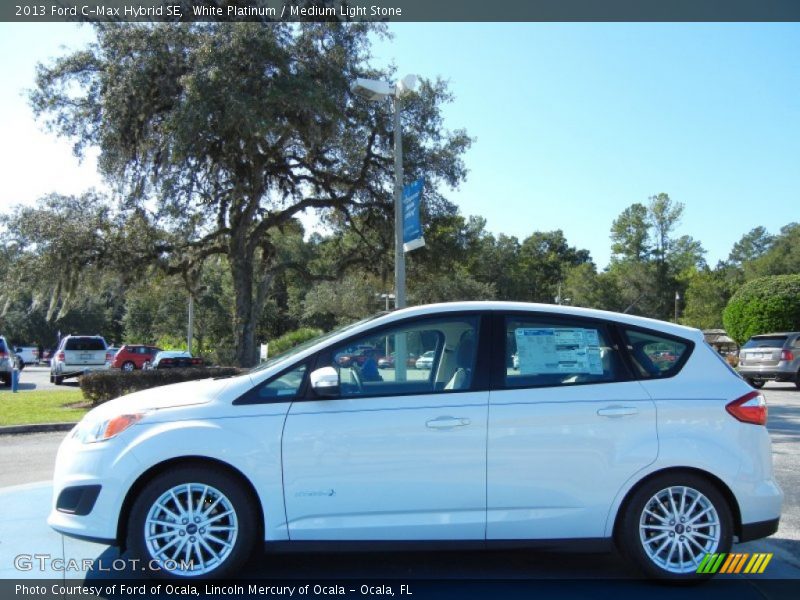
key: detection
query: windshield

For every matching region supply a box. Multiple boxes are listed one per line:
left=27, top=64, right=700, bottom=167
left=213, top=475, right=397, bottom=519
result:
left=249, top=313, right=386, bottom=374
left=743, top=336, right=787, bottom=349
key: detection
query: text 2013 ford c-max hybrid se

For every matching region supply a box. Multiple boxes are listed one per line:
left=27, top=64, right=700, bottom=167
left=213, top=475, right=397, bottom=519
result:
left=49, top=302, right=782, bottom=580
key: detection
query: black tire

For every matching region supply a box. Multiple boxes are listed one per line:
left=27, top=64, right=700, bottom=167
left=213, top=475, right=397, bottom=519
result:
left=49, top=374, right=54, bottom=384
left=122, top=361, right=136, bottom=372
left=747, top=379, right=765, bottom=389
left=127, top=465, right=258, bottom=579
left=54, top=375, right=63, bottom=385
left=794, top=371, right=800, bottom=390
left=618, top=472, right=733, bottom=581
left=1, top=375, right=10, bottom=388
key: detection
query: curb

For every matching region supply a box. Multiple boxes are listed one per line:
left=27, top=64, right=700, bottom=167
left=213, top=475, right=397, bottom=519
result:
left=0, top=423, right=75, bottom=436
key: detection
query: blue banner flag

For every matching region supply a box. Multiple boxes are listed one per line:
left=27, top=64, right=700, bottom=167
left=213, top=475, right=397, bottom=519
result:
left=402, top=179, right=425, bottom=253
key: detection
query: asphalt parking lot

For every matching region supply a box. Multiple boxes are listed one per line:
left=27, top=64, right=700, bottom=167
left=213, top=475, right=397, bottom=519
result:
left=6, top=365, right=81, bottom=392
left=0, top=382, right=798, bottom=594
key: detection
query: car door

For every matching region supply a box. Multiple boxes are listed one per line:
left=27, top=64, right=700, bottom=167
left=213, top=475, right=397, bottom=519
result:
left=282, top=313, right=489, bottom=540
left=486, top=312, right=658, bottom=540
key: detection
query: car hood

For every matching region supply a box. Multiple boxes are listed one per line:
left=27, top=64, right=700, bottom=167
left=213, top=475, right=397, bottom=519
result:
left=85, top=377, right=233, bottom=421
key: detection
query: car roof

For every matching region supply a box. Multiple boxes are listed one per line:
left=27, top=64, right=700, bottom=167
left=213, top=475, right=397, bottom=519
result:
left=750, top=332, right=799, bottom=337
left=369, top=301, right=704, bottom=340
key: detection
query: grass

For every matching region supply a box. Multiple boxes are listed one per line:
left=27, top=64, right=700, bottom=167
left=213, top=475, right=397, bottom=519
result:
left=0, top=389, right=90, bottom=426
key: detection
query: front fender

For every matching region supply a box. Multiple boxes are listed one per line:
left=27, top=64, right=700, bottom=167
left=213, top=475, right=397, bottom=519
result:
left=123, top=413, right=289, bottom=541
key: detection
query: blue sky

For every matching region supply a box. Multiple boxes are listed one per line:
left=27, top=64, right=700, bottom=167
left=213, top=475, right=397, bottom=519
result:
left=2, top=22, right=798, bottom=269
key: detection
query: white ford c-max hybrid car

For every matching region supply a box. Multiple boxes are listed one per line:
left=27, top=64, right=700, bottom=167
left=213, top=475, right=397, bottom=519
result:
left=49, top=302, right=782, bottom=580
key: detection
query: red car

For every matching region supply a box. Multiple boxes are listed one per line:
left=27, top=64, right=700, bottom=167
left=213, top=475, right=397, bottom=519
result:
left=111, top=345, right=162, bottom=371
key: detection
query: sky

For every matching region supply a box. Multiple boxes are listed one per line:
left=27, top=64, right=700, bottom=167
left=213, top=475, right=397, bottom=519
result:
left=1, top=22, right=798, bottom=269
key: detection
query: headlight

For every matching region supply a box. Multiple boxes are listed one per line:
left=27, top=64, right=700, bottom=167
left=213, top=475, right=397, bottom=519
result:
left=72, top=413, right=145, bottom=444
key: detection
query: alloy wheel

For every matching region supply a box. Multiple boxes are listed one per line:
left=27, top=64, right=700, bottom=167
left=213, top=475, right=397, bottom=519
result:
left=144, top=482, right=238, bottom=576
left=639, top=486, right=721, bottom=574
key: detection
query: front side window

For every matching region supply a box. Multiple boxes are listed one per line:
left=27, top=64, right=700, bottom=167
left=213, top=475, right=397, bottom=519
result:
left=621, top=328, right=690, bottom=378
left=505, top=316, right=622, bottom=389
left=237, top=364, right=308, bottom=404
left=328, top=316, right=479, bottom=398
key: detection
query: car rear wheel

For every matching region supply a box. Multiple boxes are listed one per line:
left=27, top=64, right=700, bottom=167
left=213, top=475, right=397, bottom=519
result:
left=747, top=378, right=765, bottom=389
left=127, top=465, right=258, bottom=578
left=619, top=473, right=733, bottom=581
left=54, top=375, right=63, bottom=385
left=121, top=361, right=136, bottom=372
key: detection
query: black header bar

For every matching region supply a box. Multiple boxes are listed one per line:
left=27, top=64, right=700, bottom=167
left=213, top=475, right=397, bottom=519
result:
left=4, top=1, right=800, bottom=23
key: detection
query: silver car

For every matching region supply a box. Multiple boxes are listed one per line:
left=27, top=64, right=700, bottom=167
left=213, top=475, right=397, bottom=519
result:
left=737, top=332, right=800, bottom=389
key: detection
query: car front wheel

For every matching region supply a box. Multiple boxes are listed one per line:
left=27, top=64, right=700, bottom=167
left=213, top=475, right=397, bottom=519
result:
left=121, top=361, right=136, bottom=372
left=127, top=465, right=258, bottom=578
left=619, top=473, right=733, bottom=580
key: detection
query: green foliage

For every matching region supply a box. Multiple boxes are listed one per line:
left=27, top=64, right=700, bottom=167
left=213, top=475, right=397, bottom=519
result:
left=722, top=275, right=800, bottom=344
left=604, top=194, right=706, bottom=320
left=80, top=367, right=243, bottom=405
left=728, top=226, right=774, bottom=266
left=563, top=264, right=624, bottom=312
left=680, top=268, right=733, bottom=330
left=743, top=223, right=800, bottom=279
left=269, top=328, right=324, bottom=356
left=31, top=22, right=472, bottom=367
left=610, top=203, right=649, bottom=261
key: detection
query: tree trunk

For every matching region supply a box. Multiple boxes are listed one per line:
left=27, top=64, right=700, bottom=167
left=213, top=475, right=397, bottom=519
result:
left=230, top=247, right=259, bottom=368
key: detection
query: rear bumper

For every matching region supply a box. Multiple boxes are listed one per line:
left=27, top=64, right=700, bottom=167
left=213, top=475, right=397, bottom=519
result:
left=737, top=366, right=796, bottom=382
left=739, top=518, right=780, bottom=543
left=54, top=365, right=107, bottom=379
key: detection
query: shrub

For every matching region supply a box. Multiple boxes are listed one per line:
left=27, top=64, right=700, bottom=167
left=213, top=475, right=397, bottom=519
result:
left=723, top=274, right=800, bottom=344
left=81, top=367, right=243, bottom=405
left=268, top=327, right=324, bottom=357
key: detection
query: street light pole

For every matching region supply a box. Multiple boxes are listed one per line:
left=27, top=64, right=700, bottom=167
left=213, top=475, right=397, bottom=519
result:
left=351, top=75, right=417, bottom=311
left=393, top=96, right=405, bottom=310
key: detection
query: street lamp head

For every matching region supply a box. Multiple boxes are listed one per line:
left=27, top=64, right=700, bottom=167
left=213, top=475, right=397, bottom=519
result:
left=351, top=78, right=395, bottom=101
left=352, top=75, right=418, bottom=101
left=397, top=74, right=418, bottom=96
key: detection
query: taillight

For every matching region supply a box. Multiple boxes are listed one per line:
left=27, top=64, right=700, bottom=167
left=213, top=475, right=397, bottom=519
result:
left=0, top=352, right=7, bottom=360
left=191, top=358, right=202, bottom=366
left=780, top=349, right=794, bottom=362
left=57, top=351, right=65, bottom=362
left=161, top=358, right=173, bottom=365
left=726, top=391, right=768, bottom=426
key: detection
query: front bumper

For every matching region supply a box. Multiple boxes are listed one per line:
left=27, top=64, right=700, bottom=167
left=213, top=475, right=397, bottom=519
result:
left=48, top=430, right=142, bottom=545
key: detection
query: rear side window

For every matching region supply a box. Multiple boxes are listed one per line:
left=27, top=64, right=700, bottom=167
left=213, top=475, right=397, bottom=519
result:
left=0, top=339, right=6, bottom=352
left=621, top=328, right=691, bottom=378
left=504, top=316, right=624, bottom=389
left=65, top=338, right=106, bottom=351
left=743, top=336, right=788, bottom=349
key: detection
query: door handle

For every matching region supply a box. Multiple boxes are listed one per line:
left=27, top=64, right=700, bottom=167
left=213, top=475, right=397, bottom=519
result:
left=597, top=406, right=639, bottom=418
left=426, top=416, right=471, bottom=429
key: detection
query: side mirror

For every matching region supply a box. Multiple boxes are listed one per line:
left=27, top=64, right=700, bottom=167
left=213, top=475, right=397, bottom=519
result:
left=309, top=366, right=339, bottom=397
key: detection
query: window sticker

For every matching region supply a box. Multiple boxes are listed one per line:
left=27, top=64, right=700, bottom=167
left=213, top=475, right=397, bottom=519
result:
left=514, top=328, right=603, bottom=375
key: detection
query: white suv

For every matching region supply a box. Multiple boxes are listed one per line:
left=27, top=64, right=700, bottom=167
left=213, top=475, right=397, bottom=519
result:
left=49, top=302, right=781, bottom=580
left=50, top=335, right=108, bottom=385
